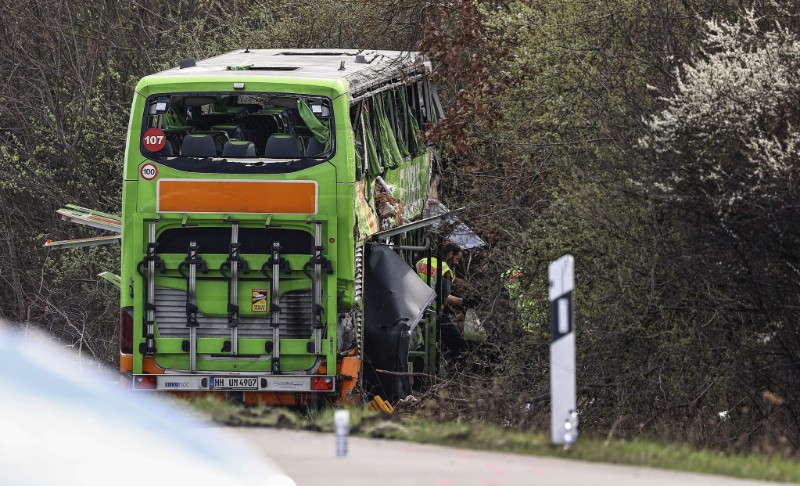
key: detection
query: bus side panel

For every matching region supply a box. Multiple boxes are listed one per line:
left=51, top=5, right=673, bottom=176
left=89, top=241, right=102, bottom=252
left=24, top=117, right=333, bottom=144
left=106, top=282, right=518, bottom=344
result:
left=336, top=182, right=356, bottom=308
left=381, top=151, right=431, bottom=221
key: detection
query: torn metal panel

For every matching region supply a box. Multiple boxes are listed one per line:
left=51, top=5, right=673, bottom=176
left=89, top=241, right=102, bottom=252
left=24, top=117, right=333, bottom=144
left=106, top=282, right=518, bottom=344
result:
left=423, top=201, right=487, bottom=250
left=57, top=205, right=122, bottom=233
left=371, top=210, right=451, bottom=239
left=430, top=82, right=445, bottom=120
left=362, top=245, right=435, bottom=402
left=44, top=234, right=121, bottom=249
left=98, top=271, right=122, bottom=289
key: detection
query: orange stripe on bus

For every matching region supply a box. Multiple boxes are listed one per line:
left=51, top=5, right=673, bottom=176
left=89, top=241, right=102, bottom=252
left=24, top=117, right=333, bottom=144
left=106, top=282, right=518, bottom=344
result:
left=158, top=180, right=317, bottom=214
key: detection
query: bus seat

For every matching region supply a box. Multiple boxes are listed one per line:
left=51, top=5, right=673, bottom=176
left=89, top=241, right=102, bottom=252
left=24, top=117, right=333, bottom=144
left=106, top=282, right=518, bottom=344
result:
left=239, top=115, right=281, bottom=154
left=180, top=134, right=217, bottom=156
left=211, top=124, right=245, bottom=140
left=163, top=107, right=189, bottom=129
left=305, top=137, right=325, bottom=157
left=264, top=134, right=304, bottom=158
left=194, top=131, right=230, bottom=155
left=160, top=140, right=174, bottom=156
left=257, top=108, right=294, bottom=133
left=222, top=140, right=256, bottom=158
left=186, top=113, right=236, bottom=128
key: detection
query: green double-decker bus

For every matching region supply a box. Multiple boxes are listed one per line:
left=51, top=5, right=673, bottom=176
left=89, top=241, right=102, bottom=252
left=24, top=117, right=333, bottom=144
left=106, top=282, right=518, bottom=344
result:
left=117, top=49, right=444, bottom=406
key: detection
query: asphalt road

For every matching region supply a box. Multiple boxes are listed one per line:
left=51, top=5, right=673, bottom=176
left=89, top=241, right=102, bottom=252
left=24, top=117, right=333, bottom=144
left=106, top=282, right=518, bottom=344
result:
left=228, top=427, right=784, bottom=486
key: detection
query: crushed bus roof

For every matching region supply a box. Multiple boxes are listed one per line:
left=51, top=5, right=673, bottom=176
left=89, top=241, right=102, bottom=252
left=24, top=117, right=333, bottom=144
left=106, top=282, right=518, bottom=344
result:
left=146, top=49, right=431, bottom=94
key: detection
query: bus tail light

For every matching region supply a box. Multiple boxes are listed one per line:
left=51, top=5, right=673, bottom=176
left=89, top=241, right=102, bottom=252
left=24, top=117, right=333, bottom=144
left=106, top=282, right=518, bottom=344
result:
left=120, top=307, right=134, bottom=354
left=311, top=377, right=334, bottom=391
left=134, top=376, right=157, bottom=389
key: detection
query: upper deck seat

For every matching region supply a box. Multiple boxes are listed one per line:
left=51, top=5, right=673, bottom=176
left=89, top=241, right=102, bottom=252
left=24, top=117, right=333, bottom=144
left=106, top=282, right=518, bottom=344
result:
left=162, top=126, right=196, bottom=153
left=305, top=137, right=325, bottom=157
left=222, top=140, right=256, bottom=158
left=186, top=114, right=236, bottom=128
left=180, top=134, right=218, bottom=157
left=160, top=140, right=174, bottom=156
left=264, top=134, right=304, bottom=159
left=211, top=124, right=245, bottom=140
left=238, top=114, right=281, bottom=154
left=193, top=131, right=230, bottom=155
left=257, top=108, right=295, bottom=133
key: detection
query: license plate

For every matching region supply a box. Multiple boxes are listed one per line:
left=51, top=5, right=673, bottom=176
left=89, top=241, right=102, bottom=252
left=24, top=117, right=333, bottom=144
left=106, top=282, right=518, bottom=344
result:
left=210, top=376, right=259, bottom=390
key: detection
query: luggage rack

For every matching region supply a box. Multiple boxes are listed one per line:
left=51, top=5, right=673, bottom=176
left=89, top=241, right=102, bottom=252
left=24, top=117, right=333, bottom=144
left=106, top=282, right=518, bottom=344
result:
left=138, top=218, right=334, bottom=378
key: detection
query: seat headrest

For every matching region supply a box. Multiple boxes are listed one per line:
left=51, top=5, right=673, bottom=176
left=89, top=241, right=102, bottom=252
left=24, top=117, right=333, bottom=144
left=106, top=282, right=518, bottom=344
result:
left=305, top=137, right=325, bottom=157
left=222, top=140, right=256, bottom=158
left=180, top=134, right=217, bottom=157
left=264, top=134, right=304, bottom=158
left=160, top=140, right=174, bottom=156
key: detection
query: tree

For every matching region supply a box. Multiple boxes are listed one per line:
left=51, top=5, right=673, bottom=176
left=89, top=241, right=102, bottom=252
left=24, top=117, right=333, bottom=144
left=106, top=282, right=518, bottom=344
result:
left=420, top=0, right=800, bottom=452
left=643, top=8, right=800, bottom=450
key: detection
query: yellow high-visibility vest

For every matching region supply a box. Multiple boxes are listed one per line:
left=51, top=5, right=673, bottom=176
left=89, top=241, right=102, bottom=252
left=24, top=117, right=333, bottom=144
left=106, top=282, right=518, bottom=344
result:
left=416, top=257, right=453, bottom=288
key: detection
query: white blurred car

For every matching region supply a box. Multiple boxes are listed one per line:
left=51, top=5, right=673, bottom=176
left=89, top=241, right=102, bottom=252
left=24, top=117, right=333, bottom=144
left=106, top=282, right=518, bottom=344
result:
left=0, top=325, right=295, bottom=486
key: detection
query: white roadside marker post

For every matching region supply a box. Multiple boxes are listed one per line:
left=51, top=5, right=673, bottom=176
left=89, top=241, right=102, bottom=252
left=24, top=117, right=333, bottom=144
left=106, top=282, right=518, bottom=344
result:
left=334, top=409, right=350, bottom=457
left=549, top=255, right=578, bottom=446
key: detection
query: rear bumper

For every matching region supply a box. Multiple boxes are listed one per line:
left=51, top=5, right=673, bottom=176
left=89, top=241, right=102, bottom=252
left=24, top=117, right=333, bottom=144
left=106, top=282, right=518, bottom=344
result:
left=133, top=373, right=335, bottom=392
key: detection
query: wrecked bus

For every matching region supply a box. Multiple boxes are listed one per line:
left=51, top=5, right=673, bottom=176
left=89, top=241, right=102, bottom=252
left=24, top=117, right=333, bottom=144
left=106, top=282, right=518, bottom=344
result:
left=105, top=49, right=448, bottom=405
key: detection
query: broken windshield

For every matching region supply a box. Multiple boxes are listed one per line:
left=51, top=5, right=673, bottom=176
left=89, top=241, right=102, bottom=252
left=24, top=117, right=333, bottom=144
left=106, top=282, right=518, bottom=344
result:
left=140, top=93, right=333, bottom=162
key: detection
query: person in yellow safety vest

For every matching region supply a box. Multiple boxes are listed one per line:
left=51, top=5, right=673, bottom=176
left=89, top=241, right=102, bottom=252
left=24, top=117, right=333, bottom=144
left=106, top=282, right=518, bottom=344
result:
left=415, top=241, right=479, bottom=358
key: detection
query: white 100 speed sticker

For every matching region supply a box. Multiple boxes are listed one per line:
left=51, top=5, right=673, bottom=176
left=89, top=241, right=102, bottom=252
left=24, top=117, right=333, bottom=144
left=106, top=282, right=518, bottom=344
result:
left=140, top=163, right=158, bottom=181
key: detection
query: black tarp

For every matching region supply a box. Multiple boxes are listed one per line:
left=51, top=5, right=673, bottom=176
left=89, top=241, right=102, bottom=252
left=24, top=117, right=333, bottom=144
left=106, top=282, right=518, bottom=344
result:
left=362, top=244, right=436, bottom=402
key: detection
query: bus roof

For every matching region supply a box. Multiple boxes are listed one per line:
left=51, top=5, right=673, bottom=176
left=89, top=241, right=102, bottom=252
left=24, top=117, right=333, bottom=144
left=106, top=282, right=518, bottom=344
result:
left=146, top=49, right=431, bottom=95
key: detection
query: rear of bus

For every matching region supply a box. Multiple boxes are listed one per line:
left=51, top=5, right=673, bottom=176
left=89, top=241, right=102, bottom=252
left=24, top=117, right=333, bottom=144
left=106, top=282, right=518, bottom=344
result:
left=119, top=68, right=357, bottom=405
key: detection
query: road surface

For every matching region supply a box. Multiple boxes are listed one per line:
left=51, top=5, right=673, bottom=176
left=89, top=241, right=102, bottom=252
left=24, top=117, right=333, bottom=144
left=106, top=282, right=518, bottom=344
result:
left=228, top=427, right=784, bottom=486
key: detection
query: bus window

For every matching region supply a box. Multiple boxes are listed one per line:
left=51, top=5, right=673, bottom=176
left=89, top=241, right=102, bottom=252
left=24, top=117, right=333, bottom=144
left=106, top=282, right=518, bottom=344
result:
left=141, top=94, right=334, bottom=161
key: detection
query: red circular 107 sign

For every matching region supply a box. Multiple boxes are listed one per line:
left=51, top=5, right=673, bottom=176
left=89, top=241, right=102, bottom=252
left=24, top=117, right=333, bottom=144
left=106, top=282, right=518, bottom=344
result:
left=140, top=163, right=158, bottom=181
left=142, top=128, right=166, bottom=152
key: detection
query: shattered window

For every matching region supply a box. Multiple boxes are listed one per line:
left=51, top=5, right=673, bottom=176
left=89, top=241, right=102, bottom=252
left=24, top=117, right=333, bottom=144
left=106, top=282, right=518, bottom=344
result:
left=140, top=93, right=333, bottom=160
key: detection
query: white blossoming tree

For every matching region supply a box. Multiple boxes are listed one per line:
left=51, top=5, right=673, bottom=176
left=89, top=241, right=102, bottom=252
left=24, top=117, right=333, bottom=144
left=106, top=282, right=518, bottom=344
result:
left=646, top=10, right=800, bottom=221
left=644, top=10, right=800, bottom=435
